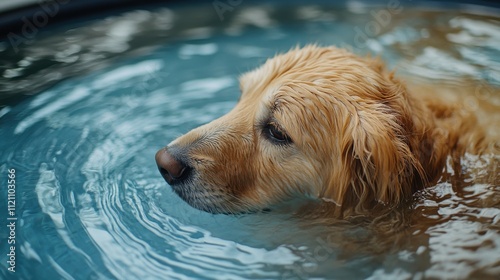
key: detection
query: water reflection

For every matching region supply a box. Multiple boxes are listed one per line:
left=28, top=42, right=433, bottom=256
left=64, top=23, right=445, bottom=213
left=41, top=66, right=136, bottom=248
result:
left=0, top=3, right=499, bottom=280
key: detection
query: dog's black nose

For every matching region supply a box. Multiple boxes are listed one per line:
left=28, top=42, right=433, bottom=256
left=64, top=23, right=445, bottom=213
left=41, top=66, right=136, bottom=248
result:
left=155, top=148, right=190, bottom=185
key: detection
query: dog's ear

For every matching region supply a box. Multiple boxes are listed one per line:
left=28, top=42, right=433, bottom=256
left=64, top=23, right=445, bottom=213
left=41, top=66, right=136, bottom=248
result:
left=349, top=112, right=420, bottom=208
left=323, top=96, right=425, bottom=215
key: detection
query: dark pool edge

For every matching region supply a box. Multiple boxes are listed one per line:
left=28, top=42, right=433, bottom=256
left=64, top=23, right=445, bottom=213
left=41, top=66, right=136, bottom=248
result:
left=0, top=0, right=192, bottom=40
left=1, top=0, right=500, bottom=40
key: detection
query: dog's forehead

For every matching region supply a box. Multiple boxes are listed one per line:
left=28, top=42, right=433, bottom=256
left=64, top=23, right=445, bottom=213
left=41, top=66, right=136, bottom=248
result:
left=240, top=47, right=391, bottom=113
left=239, top=54, right=330, bottom=120
left=239, top=46, right=367, bottom=95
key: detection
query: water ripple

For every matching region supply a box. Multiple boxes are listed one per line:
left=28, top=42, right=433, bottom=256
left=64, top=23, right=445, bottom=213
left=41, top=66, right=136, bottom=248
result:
left=1, top=4, right=499, bottom=280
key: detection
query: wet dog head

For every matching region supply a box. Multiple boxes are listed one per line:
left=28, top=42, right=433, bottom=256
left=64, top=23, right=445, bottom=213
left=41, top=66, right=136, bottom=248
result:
left=156, top=45, right=425, bottom=215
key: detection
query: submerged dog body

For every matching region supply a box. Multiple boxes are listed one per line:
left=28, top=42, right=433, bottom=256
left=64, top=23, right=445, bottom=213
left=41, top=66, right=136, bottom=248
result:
left=156, top=45, right=496, bottom=216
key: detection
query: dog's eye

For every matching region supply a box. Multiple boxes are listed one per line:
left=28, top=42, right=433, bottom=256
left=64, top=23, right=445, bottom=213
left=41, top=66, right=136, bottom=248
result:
left=265, top=123, right=292, bottom=144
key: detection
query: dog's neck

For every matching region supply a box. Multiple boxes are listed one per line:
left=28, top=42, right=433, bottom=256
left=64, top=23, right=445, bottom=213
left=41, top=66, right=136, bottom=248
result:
left=414, top=89, right=490, bottom=183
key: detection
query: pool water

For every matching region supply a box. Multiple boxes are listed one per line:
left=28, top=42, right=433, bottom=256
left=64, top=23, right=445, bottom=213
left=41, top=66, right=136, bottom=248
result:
left=1, top=2, right=500, bottom=279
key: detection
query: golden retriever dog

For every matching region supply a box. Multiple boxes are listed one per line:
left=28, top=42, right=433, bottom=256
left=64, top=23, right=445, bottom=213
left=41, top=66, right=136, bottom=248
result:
left=155, top=45, right=498, bottom=217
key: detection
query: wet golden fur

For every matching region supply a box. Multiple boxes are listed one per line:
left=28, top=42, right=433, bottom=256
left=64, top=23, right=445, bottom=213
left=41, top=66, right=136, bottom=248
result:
left=162, top=45, right=497, bottom=217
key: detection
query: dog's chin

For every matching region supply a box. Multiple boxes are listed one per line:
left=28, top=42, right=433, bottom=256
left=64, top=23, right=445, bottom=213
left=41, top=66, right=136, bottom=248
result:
left=168, top=183, right=252, bottom=215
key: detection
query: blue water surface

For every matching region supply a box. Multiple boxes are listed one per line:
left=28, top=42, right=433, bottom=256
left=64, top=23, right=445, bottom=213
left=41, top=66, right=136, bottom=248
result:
left=1, top=2, right=499, bottom=279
